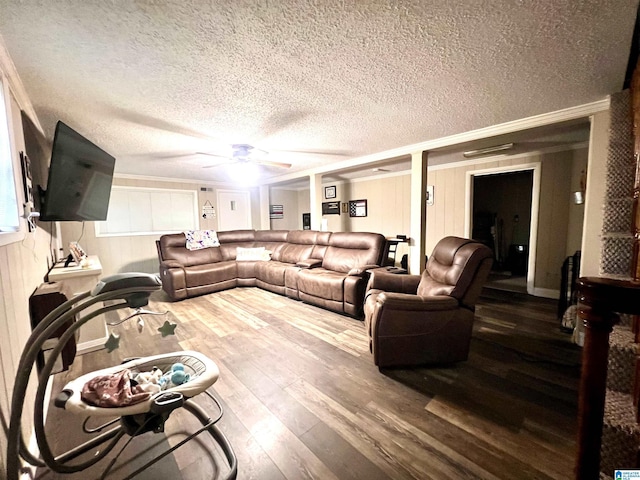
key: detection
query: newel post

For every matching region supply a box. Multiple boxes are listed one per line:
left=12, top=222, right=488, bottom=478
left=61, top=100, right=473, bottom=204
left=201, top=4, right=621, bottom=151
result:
left=575, top=277, right=640, bottom=479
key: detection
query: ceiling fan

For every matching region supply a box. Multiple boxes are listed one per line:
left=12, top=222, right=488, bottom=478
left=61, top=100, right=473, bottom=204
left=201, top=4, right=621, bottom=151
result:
left=197, top=144, right=292, bottom=169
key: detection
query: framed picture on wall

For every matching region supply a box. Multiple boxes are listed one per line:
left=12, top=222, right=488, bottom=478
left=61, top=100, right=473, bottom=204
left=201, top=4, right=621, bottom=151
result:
left=348, top=199, right=367, bottom=217
left=322, top=201, right=340, bottom=215
left=324, top=185, right=336, bottom=199
left=269, top=204, right=284, bottom=219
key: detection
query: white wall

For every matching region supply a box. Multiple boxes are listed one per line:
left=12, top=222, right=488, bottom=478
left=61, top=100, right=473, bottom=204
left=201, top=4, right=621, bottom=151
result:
left=581, top=111, right=610, bottom=276
left=60, top=177, right=256, bottom=276
left=425, top=147, right=586, bottom=291
left=0, top=88, right=53, bottom=475
left=566, top=149, right=588, bottom=256
left=269, top=188, right=302, bottom=230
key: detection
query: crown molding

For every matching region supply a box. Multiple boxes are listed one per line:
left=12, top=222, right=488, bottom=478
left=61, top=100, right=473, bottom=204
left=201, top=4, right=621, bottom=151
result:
left=114, top=172, right=237, bottom=188
left=264, top=99, right=609, bottom=185
left=0, top=35, right=43, bottom=133
left=427, top=141, right=589, bottom=171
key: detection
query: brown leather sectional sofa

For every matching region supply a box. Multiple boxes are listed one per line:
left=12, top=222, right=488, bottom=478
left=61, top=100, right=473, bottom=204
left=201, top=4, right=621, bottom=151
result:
left=157, top=229, right=386, bottom=317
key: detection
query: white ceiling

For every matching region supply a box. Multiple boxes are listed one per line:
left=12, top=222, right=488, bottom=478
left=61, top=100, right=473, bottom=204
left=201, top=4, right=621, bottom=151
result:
left=0, top=1, right=636, bottom=186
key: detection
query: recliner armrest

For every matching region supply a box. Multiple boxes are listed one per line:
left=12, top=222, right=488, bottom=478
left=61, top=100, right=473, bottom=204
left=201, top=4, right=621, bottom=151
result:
left=297, top=258, right=323, bottom=268
left=367, top=271, right=421, bottom=294
left=160, top=260, right=183, bottom=269
left=347, top=264, right=380, bottom=276
left=376, top=293, right=458, bottom=311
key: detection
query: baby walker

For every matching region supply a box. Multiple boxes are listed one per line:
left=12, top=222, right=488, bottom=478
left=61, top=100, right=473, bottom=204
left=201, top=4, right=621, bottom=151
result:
left=6, top=272, right=237, bottom=479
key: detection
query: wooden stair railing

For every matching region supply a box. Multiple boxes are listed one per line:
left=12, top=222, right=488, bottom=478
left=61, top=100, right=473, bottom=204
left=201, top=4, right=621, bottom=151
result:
left=576, top=67, right=640, bottom=478
left=575, top=277, right=640, bottom=479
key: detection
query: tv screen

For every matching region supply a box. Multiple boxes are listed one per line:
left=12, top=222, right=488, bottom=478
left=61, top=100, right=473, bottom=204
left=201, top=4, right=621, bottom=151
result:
left=40, top=121, right=115, bottom=222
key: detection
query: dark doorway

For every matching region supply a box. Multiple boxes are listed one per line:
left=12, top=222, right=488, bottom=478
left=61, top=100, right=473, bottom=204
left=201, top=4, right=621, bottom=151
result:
left=472, top=170, right=534, bottom=293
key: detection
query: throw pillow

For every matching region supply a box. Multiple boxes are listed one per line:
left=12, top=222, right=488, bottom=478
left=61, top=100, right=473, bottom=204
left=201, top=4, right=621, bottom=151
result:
left=236, top=247, right=271, bottom=261
left=184, top=230, right=220, bottom=250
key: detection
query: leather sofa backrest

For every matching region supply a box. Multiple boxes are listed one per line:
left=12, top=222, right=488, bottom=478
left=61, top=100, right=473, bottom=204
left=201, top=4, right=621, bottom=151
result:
left=218, top=230, right=257, bottom=261
left=417, top=237, right=493, bottom=308
left=310, top=231, right=332, bottom=259
left=159, top=233, right=223, bottom=267
left=217, top=230, right=256, bottom=243
left=322, top=232, right=385, bottom=273
left=255, top=230, right=289, bottom=258
left=274, top=230, right=319, bottom=263
left=158, top=229, right=388, bottom=271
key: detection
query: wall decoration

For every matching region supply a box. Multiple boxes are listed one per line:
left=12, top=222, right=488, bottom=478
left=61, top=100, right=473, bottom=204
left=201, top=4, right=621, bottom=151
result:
left=302, top=212, right=311, bottom=229
left=20, top=151, right=33, bottom=204
left=341, top=202, right=348, bottom=213
left=322, top=201, right=340, bottom=215
left=324, top=185, right=336, bottom=199
left=269, top=204, right=284, bottom=219
left=20, top=151, right=35, bottom=231
left=349, top=199, right=367, bottom=217
left=202, top=200, right=216, bottom=219
left=426, top=185, right=434, bottom=206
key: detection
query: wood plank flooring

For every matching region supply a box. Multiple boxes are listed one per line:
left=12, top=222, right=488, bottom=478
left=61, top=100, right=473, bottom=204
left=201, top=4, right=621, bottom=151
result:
left=36, top=287, right=580, bottom=479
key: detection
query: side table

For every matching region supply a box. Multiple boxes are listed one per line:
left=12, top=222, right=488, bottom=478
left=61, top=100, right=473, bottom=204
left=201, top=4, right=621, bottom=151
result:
left=47, top=255, right=106, bottom=354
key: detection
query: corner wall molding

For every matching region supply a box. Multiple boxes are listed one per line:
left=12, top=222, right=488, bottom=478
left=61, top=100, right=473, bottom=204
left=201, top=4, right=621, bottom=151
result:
left=114, top=172, right=236, bottom=187
left=0, top=36, right=43, bottom=133
left=265, top=99, right=609, bottom=185
left=428, top=141, right=589, bottom=172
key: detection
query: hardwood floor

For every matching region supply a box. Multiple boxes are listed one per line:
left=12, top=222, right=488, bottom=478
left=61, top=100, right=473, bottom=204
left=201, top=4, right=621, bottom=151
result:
left=36, top=287, right=580, bottom=479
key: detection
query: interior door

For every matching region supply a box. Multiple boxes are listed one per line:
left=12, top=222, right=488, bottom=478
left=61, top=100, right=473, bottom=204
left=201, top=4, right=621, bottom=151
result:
left=217, top=190, right=252, bottom=231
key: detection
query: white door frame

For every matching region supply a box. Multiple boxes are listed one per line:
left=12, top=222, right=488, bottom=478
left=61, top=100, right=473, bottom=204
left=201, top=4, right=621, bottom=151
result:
left=216, top=189, right=252, bottom=230
left=464, top=162, right=541, bottom=295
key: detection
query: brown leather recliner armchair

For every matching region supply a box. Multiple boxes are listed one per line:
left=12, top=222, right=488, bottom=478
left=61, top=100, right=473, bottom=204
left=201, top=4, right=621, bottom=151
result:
left=363, top=236, right=493, bottom=368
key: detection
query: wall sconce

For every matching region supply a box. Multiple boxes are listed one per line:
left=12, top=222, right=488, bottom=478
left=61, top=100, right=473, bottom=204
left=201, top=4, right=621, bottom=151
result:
left=573, top=169, right=587, bottom=205
left=573, top=191, right=584, bottom=205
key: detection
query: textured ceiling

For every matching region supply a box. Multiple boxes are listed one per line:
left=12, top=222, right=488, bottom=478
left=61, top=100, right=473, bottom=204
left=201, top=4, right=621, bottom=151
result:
left=0, top=1, right=637, bottom=185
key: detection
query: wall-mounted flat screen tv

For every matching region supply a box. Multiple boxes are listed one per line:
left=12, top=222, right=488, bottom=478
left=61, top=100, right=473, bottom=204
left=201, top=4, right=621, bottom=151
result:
left=40, top=121, right=115, bottom=222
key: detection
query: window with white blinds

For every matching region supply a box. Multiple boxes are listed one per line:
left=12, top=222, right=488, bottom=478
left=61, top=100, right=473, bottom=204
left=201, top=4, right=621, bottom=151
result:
left=0, top=76, right=20, bottom=237
left=95, top=186, right=198, bottom=237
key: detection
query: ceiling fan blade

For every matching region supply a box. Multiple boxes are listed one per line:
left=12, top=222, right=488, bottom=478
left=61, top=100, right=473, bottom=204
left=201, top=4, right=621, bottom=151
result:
left=196, top=151, right=229, bottom=159
left=270, top=148, right=352, bottom=157
left=253, top=159, right=292, bottom=168
left=202, top=159, right=234, bottom=169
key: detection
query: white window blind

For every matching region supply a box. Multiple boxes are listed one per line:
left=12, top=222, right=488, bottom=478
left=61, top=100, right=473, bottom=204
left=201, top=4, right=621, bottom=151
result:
left=95, top=186, right=198, bottom=237
left=0, top=77, right=20, bottom=234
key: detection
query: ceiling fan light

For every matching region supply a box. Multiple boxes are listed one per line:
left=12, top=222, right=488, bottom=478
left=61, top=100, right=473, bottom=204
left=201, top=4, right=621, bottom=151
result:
left=226, top=162, right=259, bottom=185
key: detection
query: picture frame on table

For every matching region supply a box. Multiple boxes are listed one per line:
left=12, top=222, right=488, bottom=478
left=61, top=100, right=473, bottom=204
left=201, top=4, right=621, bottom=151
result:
left=69, top=242, right=87, bottom=264
left=324, top=185, right=336, bottom=199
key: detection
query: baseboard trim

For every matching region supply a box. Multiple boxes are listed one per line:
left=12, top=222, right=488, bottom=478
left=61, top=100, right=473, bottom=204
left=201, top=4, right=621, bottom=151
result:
left=532, top=288, right=560, bottom=299
left=77, top=335, right=107, bottom=354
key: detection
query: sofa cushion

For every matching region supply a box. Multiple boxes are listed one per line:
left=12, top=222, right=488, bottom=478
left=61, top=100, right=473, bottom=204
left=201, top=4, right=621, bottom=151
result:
left=417, top=237, right=493, bottom=301
left=322, top=232, right=385, bottom=273
left=271, top=230, right=318, bottom=263
left=184, top=261, right=237, bottom=288
left=217, top=230, right=256, bottom=243
left=278, top=243, right=314, bottom=264
left=310, top=231, right=331, bottom=259
left=160, top=233, right=222, bottom=267
left=254, top=230, right=288, bottom=258
left=255, top=261, right=293, bottom=287
left=297, top=268, right=346, bottom=302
